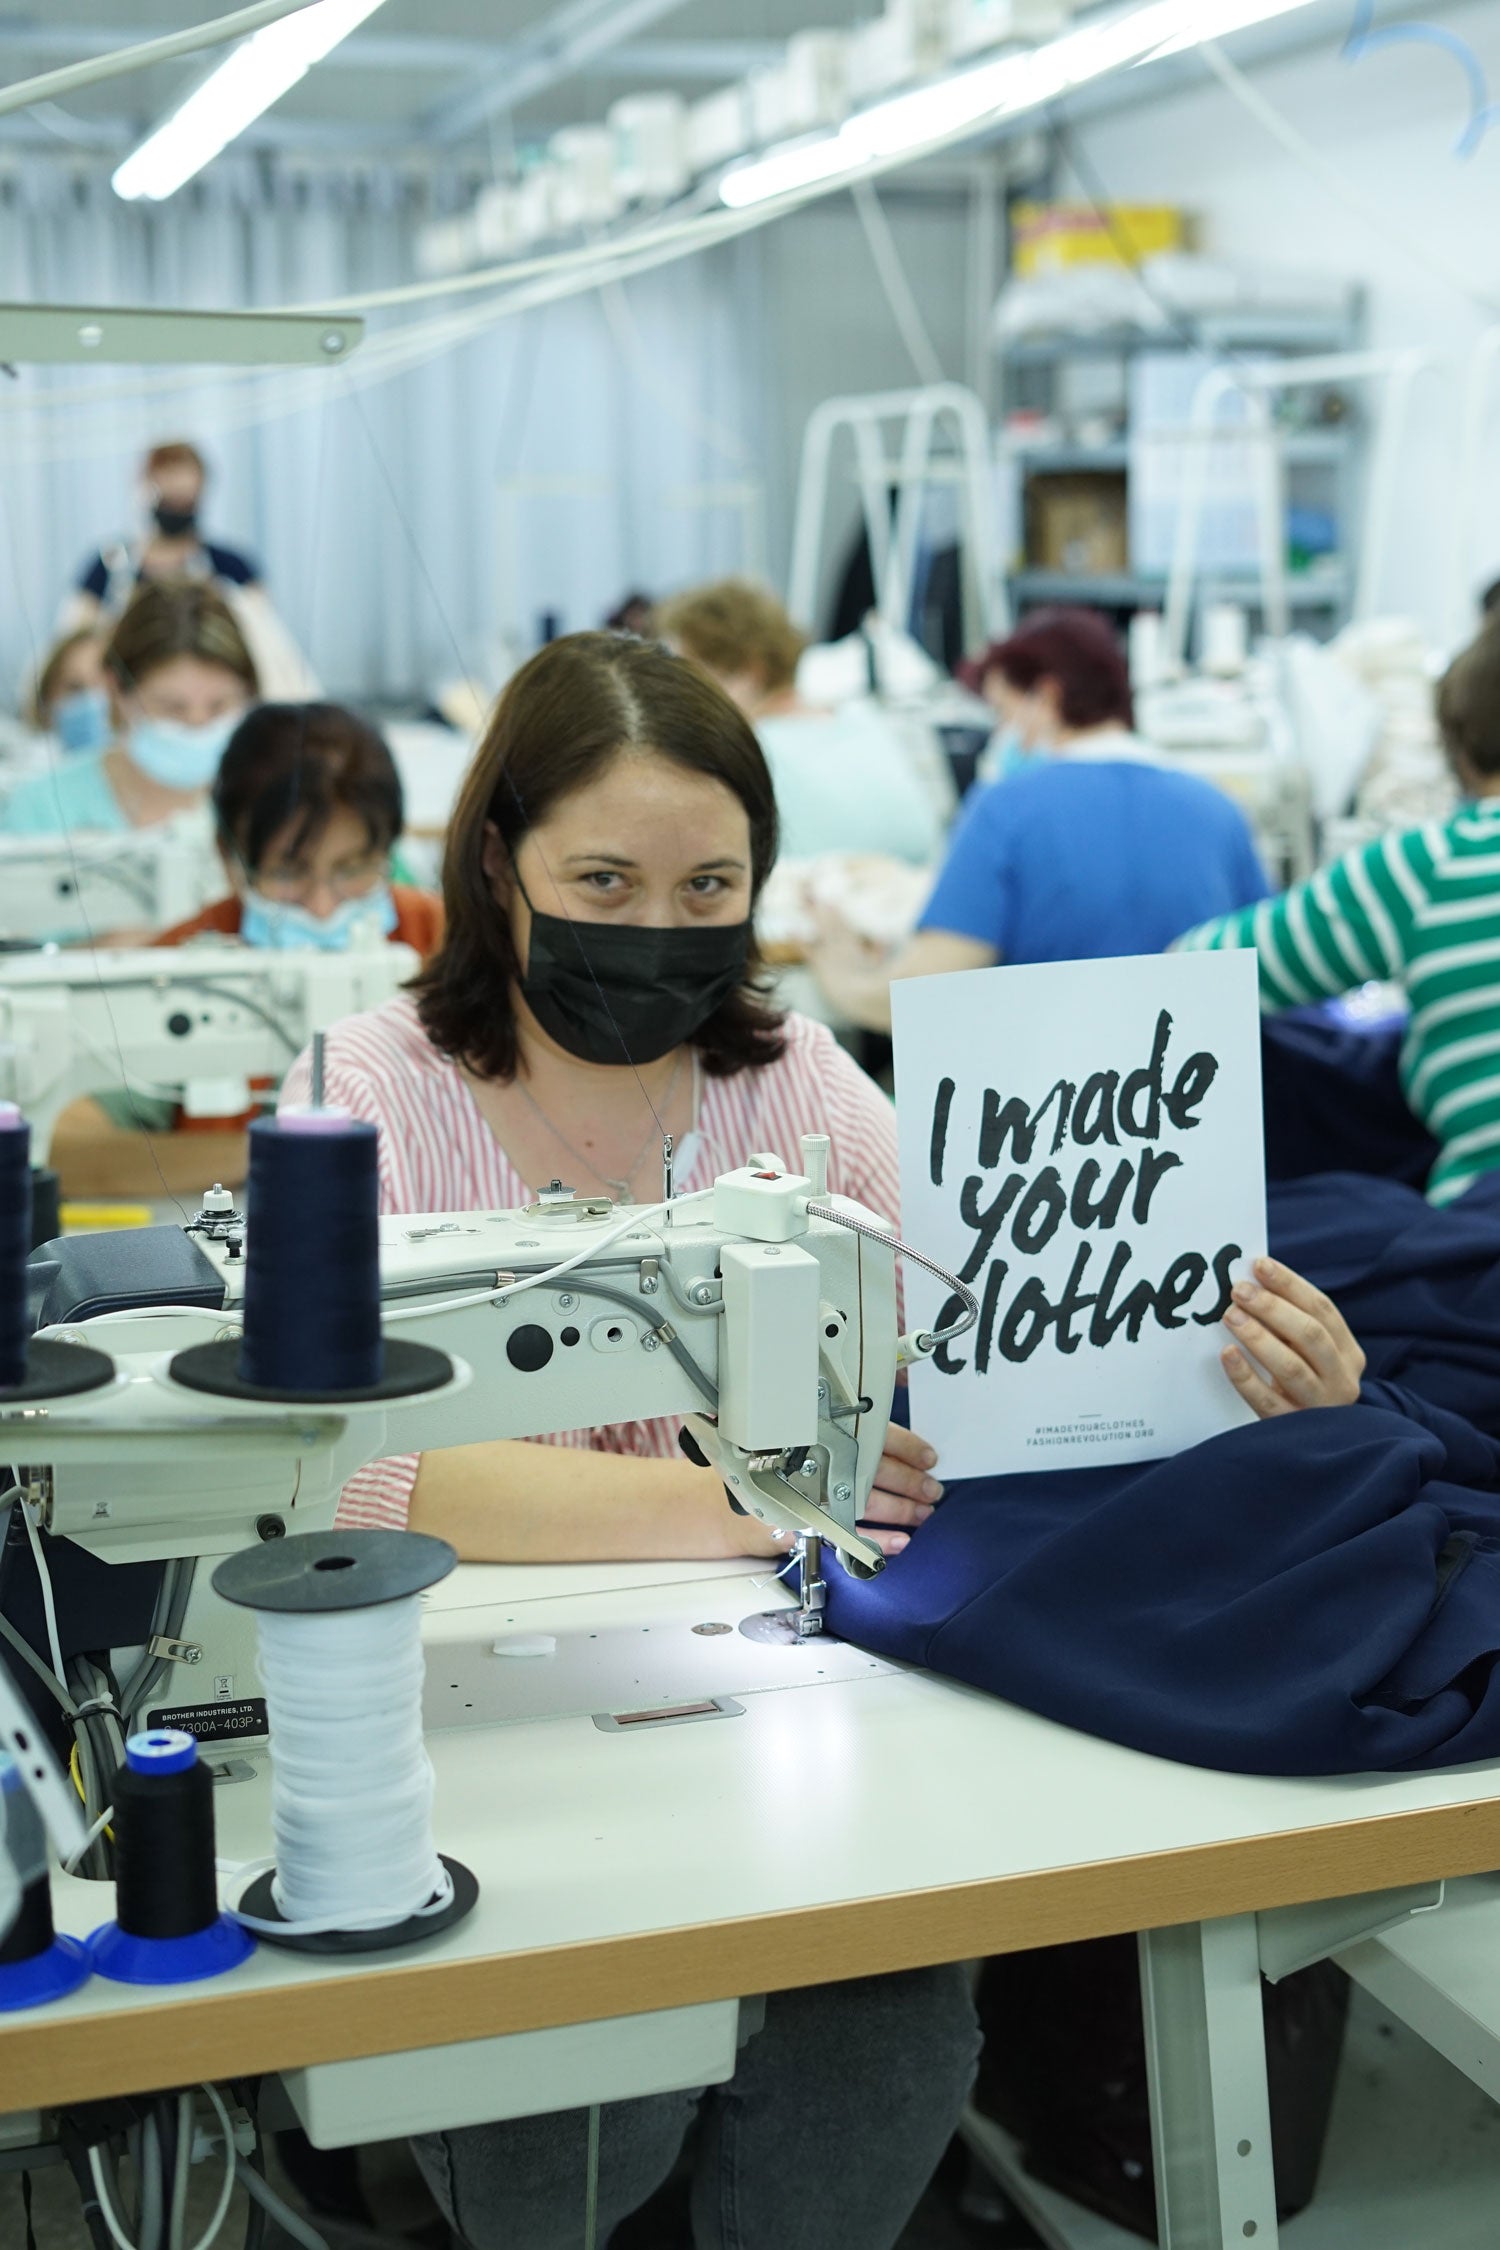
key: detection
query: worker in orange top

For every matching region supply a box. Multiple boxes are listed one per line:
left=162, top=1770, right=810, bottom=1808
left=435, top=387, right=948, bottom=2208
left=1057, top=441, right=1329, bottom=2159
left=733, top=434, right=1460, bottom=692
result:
left=159, top=700, right=443, bottom=957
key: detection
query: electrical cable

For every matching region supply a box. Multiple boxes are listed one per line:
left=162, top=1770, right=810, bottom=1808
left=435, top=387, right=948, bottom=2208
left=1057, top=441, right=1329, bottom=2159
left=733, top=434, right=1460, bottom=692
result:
left=233, top=2161, right=330, bottom=2250
left=20, top=1500, right=64, bottom=1684
left=804, top=1200, right=979, bottom=1351
left=88, top=2143, right=139, bottom=2250
left=0, top=1606, right=79, bottom=1716
left=136, top=2114, right=162, bottom=2250
left=379, top=1191, right=713, bottom=1324
left=63, top=1803, right=115, bottom=1875
left=167, top=2092, right=192, bottom=2250
left=0, top=0, right=326, bottom=118
left=58, top=2120, right=115, bottom=2250
left=851, top=180, right=946, bottom=389
left=1197, top=35, right=1500, bottom=320
left=559, top=1276, right=719, bottom=1407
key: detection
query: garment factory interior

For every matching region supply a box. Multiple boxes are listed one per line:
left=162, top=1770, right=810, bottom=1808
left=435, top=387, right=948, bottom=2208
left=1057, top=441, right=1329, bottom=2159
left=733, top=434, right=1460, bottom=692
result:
left=5, top=3, right=1500, bottom=2248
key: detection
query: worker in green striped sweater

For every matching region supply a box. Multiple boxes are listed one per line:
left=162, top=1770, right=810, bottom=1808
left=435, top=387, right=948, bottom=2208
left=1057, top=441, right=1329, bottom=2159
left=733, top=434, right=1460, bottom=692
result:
left=1178, top=622, right=1500, bottom=1207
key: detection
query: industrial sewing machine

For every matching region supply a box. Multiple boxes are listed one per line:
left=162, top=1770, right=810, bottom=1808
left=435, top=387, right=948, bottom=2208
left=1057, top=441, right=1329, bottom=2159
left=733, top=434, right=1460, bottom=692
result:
left=0, top=941, right=417, bottom=1158
left=0, top=822, right=223, bottom=946
left=7, top=1137, right=914, bottom=1755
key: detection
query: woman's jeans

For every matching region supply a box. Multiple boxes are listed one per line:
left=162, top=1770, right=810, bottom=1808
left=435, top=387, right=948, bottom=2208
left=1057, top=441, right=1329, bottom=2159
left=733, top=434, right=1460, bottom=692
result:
left=412, top=1964, right=980, bottom=2250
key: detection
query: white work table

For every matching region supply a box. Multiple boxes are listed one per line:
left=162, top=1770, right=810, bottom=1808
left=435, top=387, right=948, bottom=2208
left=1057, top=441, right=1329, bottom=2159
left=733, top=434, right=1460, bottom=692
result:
left=4, top=1556, right=1500, bottom=2250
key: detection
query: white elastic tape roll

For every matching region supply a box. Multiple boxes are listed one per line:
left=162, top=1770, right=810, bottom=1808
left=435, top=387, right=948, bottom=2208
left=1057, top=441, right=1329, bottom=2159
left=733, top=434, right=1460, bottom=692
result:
left=237, top=1595, right=451, bottom=1936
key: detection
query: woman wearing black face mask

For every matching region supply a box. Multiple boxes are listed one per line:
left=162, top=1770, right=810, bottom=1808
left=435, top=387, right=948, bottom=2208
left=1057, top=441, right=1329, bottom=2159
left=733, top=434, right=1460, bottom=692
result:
left=277, top=631, right=978, bottom=2250
left=67, top=439, right=262, bottom=625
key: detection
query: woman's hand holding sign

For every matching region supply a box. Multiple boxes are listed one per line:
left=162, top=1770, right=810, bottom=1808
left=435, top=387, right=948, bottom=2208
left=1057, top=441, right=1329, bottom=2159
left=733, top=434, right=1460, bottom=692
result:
left=1220, top=1258, right=1366, bottom=1416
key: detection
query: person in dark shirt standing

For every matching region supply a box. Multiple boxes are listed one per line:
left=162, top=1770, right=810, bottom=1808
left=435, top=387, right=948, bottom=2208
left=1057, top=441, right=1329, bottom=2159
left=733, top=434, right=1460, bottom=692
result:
left=63, top=439, right=318, bottom=700
left=68, top=439, right=260, bottom=623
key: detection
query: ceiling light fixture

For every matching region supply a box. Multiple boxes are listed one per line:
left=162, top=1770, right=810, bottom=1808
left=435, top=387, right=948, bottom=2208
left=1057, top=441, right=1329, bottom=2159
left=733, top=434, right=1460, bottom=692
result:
left=113, top=0, right=388, bottom=202
left=720, top=0, right=1319, bottom=208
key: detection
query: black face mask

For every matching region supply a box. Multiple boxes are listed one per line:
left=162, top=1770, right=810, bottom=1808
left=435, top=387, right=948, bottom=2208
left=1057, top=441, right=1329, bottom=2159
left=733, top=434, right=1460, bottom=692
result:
left=519, top=906, right=750, bottom=1066
left=153, top=503, right=199, bottom=538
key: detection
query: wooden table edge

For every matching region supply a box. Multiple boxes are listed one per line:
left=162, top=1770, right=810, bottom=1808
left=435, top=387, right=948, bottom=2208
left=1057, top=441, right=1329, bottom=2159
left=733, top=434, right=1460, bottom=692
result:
left=7, top=1791, right=1500, bottom=2110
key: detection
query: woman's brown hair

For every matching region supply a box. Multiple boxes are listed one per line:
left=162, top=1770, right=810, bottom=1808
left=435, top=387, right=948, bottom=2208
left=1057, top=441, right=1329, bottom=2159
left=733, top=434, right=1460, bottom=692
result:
left=28, top=629, right=101, bottom=727
left=657, top=579, right=808, bottom=697
left=1438, top=616, right=1500, bottom=780
left=104, top=580, right=259, bottom=699
left=414, top=632, right=784, bottom=1083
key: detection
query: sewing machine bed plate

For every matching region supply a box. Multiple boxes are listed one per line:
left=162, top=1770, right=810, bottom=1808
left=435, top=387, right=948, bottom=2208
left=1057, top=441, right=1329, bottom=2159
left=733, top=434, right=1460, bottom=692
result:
left=5, top=1557, right=1500, bottom=2113
left=422, top=1572, right=888, bottom=1729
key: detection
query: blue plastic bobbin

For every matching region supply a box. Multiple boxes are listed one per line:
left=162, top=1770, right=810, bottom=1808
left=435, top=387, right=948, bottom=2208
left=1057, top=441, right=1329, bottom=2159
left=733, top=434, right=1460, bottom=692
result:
left=87, top=1729, right=255, bottom=1987
left=87, top=1917, right=255, bottom=1987
left=0, top=1762, right=91, bottom=2012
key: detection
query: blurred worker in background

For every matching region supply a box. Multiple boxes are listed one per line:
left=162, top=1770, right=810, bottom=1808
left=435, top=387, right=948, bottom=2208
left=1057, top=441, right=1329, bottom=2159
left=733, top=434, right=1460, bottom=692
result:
left=809, top=606, right=1269, bottom=1029
left=659, top=576, right=946, bottom=865
left=27, top=629, right=110, bottom=756
left=1180, top=614, right=1500, bottom=1208
left=0, top=582, right=257, bottom=836
left=62, top=438, right=318, bottom=701
left=162, top=701, right=443, bottom=959
left=69, top=439, right=261, bottom=622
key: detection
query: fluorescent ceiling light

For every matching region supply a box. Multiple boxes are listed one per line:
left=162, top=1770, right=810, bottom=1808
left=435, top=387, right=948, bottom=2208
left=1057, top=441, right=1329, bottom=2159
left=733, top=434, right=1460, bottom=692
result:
left=720, top=0, right=1318, bottom=207
left=113, top=0, right=387, bottom=201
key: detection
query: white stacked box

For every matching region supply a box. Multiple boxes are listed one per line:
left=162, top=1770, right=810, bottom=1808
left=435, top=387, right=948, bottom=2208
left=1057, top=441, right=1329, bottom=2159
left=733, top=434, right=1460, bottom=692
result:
left=688, top=83, right=753, bottom=172
left=609, top=93, right=691, bottom=202
left=550, top=127, right=621, bottom=230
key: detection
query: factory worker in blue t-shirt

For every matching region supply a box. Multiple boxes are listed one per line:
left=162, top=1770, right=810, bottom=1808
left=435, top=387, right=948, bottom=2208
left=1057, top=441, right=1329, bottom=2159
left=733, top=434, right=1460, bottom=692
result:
left=809, top=606, right=1270, bottom=1030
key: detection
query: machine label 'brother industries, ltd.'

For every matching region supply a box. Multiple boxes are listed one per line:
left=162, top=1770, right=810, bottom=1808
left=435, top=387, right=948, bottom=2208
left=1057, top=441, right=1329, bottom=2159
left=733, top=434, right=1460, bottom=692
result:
left=893, top=950, right=1267, bottom=1478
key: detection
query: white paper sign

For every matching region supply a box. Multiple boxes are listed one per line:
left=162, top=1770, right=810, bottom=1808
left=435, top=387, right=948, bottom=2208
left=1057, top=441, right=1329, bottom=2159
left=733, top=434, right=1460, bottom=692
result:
left=893, top=951, right=1267, bottom=1479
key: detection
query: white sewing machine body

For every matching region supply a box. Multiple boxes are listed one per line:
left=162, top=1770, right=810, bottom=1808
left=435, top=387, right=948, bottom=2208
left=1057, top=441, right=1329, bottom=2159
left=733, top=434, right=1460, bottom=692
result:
left=0, top=821, right=222, bottom=946
left=14, top=1151, right=898, bottom=1740
left=0, top=940, right=417, bottom=1156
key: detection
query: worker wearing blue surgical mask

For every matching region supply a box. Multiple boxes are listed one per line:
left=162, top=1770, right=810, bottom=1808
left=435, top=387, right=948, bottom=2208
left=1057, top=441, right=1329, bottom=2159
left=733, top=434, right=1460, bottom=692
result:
left=156, top=702, right=444, bottom=960
left=962, top=641, right=1047, bottom=786
left=29, top=628, right=111, bottom=756
left=1, top=580, right=256, bottom=837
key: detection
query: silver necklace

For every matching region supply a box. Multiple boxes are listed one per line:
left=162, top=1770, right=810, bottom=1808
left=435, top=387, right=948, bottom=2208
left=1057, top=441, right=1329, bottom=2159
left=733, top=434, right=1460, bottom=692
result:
left=512, top=1049, right=687, bottom=1199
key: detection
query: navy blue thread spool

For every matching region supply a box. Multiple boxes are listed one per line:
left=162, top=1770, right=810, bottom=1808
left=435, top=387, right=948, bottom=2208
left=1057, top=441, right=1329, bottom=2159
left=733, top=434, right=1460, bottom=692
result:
left=87, top=1730, right=255, bottom=1985
left=0, top=1758, right=91, bottom=2010
left=241, top=1109, right=384, bottom=1392
left=0, top=1104, right=114, bottom=1403
left=168, top=1108, right=452, bottom=1405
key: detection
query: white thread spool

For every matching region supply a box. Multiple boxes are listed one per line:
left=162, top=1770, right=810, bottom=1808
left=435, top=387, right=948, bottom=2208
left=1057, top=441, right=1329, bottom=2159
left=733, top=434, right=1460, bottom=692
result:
left=213, top=1530, right=479, bottom=1952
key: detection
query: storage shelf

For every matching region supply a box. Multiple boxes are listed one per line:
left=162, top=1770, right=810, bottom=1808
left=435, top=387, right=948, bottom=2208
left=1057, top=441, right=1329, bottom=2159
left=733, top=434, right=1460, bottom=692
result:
left=1008, top=434, right=1350, bottom=475
left=1008, top=568, right=1347, bottom=608
left=1000, top=310, right=1362, bottom=365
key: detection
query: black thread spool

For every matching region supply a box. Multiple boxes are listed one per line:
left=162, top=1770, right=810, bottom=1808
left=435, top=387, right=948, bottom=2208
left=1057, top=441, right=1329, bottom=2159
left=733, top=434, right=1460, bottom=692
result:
left=86, top=1731, right=254, bottom=1985
left=0, top=1104, right=113, bottom=1404
left=168, top=1110, right=451, bottom=1404
left=114, top=1733, right=219, bottom=1939
left=0, top=1761, right=90, bottom=2009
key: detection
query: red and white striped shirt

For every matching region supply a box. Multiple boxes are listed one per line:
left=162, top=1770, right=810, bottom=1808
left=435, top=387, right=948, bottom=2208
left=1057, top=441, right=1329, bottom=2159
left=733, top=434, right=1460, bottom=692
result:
left=279, top=995, right=900, bottom=1529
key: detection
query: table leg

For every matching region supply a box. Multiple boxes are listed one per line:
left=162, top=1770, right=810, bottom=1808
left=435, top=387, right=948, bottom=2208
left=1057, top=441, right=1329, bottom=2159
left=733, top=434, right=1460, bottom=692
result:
left=1139, top=1917, right=1279, bottom=2249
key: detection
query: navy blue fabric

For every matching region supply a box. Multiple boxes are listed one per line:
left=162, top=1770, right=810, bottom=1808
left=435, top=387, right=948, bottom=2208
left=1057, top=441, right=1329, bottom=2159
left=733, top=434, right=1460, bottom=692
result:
left=1269, top=1173, right=1500, bottom=1435
left=78, top=541, right=259, bottom=600
left=826, top=1390, right=1500, bottom=1774
left=1260, top=1013, right=1436, bottom=1189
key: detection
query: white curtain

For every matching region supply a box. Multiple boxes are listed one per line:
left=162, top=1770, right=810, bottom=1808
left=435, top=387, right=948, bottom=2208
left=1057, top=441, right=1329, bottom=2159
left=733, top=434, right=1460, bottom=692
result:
left=0, top=153, right=766, bottom=709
